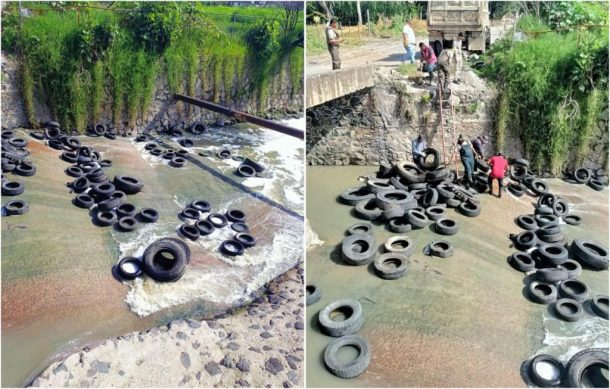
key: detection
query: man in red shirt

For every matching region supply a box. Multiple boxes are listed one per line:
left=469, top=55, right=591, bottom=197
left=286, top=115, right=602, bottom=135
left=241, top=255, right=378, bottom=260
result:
left=487, top=153, right=509, bottom=198
left=418, top=42, right=437, bottom=83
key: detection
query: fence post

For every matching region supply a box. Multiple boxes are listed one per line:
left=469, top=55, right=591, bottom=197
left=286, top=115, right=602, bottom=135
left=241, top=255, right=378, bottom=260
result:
left=367, top=9, right=370, bottom=36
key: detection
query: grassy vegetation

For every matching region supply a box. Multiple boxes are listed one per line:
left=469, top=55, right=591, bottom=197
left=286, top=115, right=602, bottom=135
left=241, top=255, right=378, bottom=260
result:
left=397, top=63, right=419, bottom=77
left=2, top=2, right=303, bottom=131
left=479, top=8, right=608, bottom=173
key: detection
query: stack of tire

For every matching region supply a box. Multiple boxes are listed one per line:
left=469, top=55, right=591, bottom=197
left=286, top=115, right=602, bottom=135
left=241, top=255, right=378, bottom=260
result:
left=509, top=190, right=608, bottom=323
left=2, top=130, right=36, bottom=216
left=86, top=123, right=118, bottom=140
left=506, top=158, right=550, bottom=198
left=316, top=298, right=370, bottom=379
left=570, top=167, right=606, bottom=192
left=140, top=137, right=189, bottom=168
left=177, top=202, right=255, bottom=257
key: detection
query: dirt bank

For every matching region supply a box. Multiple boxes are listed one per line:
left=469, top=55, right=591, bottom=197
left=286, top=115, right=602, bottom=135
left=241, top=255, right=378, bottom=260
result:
left=31, top=265, right=304, bottom=388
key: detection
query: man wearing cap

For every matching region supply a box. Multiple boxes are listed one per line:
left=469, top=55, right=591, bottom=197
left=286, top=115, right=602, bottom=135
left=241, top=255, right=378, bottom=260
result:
left=471, top=135, right=489, bottom=159
left=487, top=152, right=509, bottom=198
left=457, top=135, right=475, bottom=188
left=326, top=18, right=341, bottom=70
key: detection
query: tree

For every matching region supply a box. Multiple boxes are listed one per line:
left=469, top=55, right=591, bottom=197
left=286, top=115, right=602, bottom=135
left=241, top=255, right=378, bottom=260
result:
left=318, top=1, right=332, bottom=21
left=356, top=0, right=362, bottom=26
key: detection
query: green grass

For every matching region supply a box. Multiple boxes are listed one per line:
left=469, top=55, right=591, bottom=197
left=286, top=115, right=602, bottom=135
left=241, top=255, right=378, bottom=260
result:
left=397, top=63, right=419, bottom=77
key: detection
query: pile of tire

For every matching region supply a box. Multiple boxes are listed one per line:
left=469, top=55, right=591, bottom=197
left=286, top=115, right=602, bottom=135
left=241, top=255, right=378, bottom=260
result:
left=86, top=123, right=119, bottom=140
left=508, top=185, right=608, bottom=323
left=136, top=134, right=190, bottom=168
left=522, top=348, right=608, bottom=388
left=2, top=129, right=36, bottom=216
left=177, top=202, right=254, bottom=257
left=568, top=167, right=606, bottom=192
left=116, top=237, right=191, bottom=282
left=315, top=297, right=370, bottom=379
left=505, top=158, right=553, bottom=198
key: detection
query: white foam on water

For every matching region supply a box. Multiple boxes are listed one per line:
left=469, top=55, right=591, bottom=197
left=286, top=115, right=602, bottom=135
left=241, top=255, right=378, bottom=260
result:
left=131, top=139, right=165, bottom=167
left=538, top=309, right=609, bottom=363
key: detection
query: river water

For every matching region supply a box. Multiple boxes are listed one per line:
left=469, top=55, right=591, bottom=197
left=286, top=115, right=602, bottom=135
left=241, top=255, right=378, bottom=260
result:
left=1, top=119, right=304, bottom=387
left=306, top=166, right=608, bottom=387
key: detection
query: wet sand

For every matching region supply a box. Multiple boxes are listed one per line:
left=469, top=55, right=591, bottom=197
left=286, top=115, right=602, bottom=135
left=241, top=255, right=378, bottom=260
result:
left=306, top=166, right=608, bottom=387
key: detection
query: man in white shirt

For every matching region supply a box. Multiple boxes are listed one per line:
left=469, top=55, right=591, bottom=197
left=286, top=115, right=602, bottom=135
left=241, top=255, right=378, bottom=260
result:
left=326, top=18, right=341, bottom=70
left=452, top=32, right=465, bottom=83
left=402, top=19, right=416, bottom=64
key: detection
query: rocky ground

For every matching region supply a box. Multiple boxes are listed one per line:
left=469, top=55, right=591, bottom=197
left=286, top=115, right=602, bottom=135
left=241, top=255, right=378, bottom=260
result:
left=32, top=265, right=304, bottom=388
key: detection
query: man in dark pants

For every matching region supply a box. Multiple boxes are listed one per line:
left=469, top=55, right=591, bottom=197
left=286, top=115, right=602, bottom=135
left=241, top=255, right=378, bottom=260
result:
left=471, top=135, right=489, bottom=159
left=487, top=153, right=509, bottom=197
left=457, top=135, right=475, bottom=188
left=411, top=134, right=427, bottom=165
left=326, top=18, right=341, bottom=70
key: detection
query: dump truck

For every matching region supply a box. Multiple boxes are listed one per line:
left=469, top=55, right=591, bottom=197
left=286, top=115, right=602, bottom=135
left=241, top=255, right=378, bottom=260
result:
left=427, top=0, right=490, bottom=54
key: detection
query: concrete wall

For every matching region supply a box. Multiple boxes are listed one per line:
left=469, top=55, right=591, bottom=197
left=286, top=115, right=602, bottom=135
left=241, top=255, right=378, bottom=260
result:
left=1, top=52, right=303, bottom=131
left=306, top=65, right=375, bottom=108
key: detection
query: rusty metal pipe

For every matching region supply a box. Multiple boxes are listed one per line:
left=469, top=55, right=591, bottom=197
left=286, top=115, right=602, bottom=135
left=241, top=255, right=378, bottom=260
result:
left=173, top=94, right=303, bottom=139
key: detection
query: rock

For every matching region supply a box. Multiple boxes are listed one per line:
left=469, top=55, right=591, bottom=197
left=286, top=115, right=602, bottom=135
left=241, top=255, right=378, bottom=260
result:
left=220, top=355, right=235, bottom=369
left=91, top=360, right=110, bottom=374
left=263, top=345, right=273, bottom=351
left=287, top=371, right=298, bottom=384
left=236, top=357, right=251, bottom=372
left=86, top=369, right=96, bottom=378
left=204, top=362, right=222, bottom=376
left=248, top=347, right=261, bottom=354
left=285, top=356, right=297, bottom=370
left=180, top=352, right=191, bottom=369
left=176, top=332, right=188, bottom=340
left=186, top=319, right=201, bottom=329
left=236, top=379, right=250, bottom=387
left=118, top=370, right=125, bottom=376
left=206, top=320, right=219, bottom=329
left=192, top=341, right=201, bottom=349
left=294, top=322, right=304, bottom=330
left=195, top=371, right=201, bottom=381
left=248, top=324, right=261, bottom=330
left=226, top=342, right=240, bottom=351
left=283, top=380, right=292, bottom=388
left=264, top=358, right=284, bottom=375
left=260, top=331, right=272, bottom=339
left=53, top=363, right=67, bottom=375
left=268, top=294, right=281, bottom=305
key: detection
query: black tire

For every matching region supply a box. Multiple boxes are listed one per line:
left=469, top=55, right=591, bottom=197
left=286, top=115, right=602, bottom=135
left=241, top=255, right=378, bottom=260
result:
left=528, top=354, right=564, bottom=387
left=117, top=216, right=137, bottom=232
left=1, top=130, right=15, bottom=140
left=406, top=209, right=429, bottom=228
left=207, top=212, right=228, bottom=228
left=13, top=163, right=36, bottom=177
left=235, top=232, right=256, bottom=248
left=221, top=239, right=244, bottom=256
left=340, top=186, right=375, bottom=206
left=217, top=149, right=232, bottom=159
left=421, top=188, right=439, bottom=207
left=384, top=236, right=415, bottom=256
left=446, top=198, right=460, bottom=208
left=324, top=335, right=370, bottom=378
left=425, top=205, right=447, bottom=221
left=367, top=178, right=394, bottom=194
left=435, top=218, right=459, bottom=235
left=458, top=201, right=481, bottom=217
left=539, top=245, right=569, bottom=265
left=195, top=220, right=215, bottom=236
left=116, top=203, right=137, bottom=218
left=181, top=207, right=200, bottom=220
left=144, top=142, right=158, bottom=151
left=191, top=200, right=211, bottom=212
left=142, top=239, right=188, bottom=282
left=535, top=206, right=554, bottom=216
left=382, top=207, right=405, bottom=221
left=73, top=194, right=94, bottom=209
left=388, top=218, right=412, bottom=233
left=44, top=127, right=61, bottom=139
left=346, top=222, right=373, bottom=235
left=389, top=175, right=409, bottom=191
left=559, top=259, right=582, bottom=279
left=537, top=193, right=557, bottom=208
left=64, top=136, right=81, bottom=150
left=374, top=253, right=409, bottom=280
left=436, top=183, right=455, bottom=200
left=535, top=214, right=559, bottom=227
left=341, top=233, right=376, bottom=266
left=591, top=295, right=609, bottom=320
left=528, top=281, right=558, bottom=304
left=566, top=348, right=609, bottom=388
left=507, top=183, right=524, bottom=197
left=537, top=223, right=562, bottom=236
left=30, top=131, right=46, bottom=140
left=2, top=181, right=25, bottom=196
left=516, top=215, right=537, bottom=231
left=306, top=285, right=321, bottom=305
left=95, top=210, right=117, bottom=227
left=429, top=240, right=454, bottom=258
left=571, top=239, right=609, bottom=270
left=91, top=182, right=115, bottom=199
left=189, top=122, right=207, bottom=135
left=529, top=179, right=549, bottom=196
left=117, top=257, right=143, bottom=280
left=48, top=139, right=64, bottom=150
left=66, top=166, right=83, bottom=178
left=396, top=160, right=425, bottom=183
left=236, top=164, right=256, bottom=177
left=552, top=198, right=569, bottom=217
left=319, top=299, right=364, bottom=337
left=417, top=148, right=440, bottom=171
left=71, top=177, right=90, bottom=193
left=226, top=209, right=246, bottom=223
left=514, top=230, right=538, bottom=251
left=113, top=174, right=143, bottom=194
left=170, top=157, right=186, bottom=168
left=408, top=183, right=428, bottom=190
left=178, top=138, right=193, bottom=148
left=588, top=178, right=604, bottom=191
left=163, top=151, right=175, bottom=160
left=554, top=298, right=583, bottom=322
left=1, top=162, right=16, bottom=173
left=150, top=148, right=162, bottom=156
left=574, top=168, right=591, bottom=184
left=354, top=198, right=383, bottom=221
left=179, top=223, right=200, bottom=240
left=558, top=280, right=589, bottom=303
left=139, top=208, right=159, bottom=223
left=376, top=190, right=414, bottom=210
left=510, top=164, right=528, bottom=181
left=509, top=252, right=535, bottom=272
left=4, top=199, right=29, bottom=215
left=563, top=214, right=582, bottom=226
left=536, top=267, right=569, bottom=283
left=230, top=222, right=248, bottom=233
left=425, top=167, right=450, bottom=182
left=512, top=158, right=530, bottom=167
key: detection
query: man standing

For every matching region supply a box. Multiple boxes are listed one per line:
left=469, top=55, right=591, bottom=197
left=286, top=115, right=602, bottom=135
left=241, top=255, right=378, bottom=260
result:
left=487, top=152, right=509, bottom=198
left=326, top=18, right=341, bottom=70
left=471, top=135, right=489, bottom=159
left=418, top=42, right=437, bottom=83
left=402, top=19, right=416, bottom=64
left=411, top=134, right=427, bottom=164
left=457, top=135, right=475, bottom=188
left=436, top=47, right=453, bottom=94
left=452, top=33, right=465, bottom=83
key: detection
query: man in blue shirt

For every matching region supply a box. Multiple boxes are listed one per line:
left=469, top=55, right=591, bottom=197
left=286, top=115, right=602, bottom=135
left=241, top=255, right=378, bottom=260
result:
left=411, top=135, right=427, bottom=164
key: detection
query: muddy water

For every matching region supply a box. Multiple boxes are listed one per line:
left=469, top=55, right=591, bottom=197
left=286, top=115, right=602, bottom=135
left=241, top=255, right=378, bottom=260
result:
left=306, top=166, right=608, bottom=387
left=1, top=121, right=303, bottom=387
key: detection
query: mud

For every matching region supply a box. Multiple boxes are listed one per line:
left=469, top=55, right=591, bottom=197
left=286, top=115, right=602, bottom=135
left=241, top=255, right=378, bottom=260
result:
left=306, top=166, right=608, bottom=387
